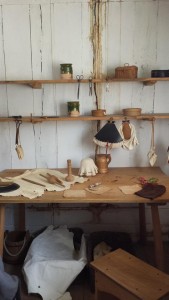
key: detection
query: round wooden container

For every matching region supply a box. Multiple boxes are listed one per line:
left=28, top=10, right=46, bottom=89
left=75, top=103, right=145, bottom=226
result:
left=122, top=108, right=142, bottom=116
left=92, top=109, right=106, bottom=117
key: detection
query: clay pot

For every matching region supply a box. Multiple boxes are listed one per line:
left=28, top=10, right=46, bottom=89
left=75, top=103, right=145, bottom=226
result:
left=92, top=109, right=106, bottom=117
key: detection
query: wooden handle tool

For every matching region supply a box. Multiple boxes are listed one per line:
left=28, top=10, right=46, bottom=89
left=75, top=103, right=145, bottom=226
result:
left=47, top=173, right=65, bottom=186
left=40, top=173, right=65, bottom=187
left=21, top=178, right=46, bottom=187
left=65, top=159, right=74, bottom=182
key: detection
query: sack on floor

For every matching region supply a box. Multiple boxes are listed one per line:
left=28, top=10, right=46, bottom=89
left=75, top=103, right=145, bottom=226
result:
left=3, top=230, right=31, bottom=265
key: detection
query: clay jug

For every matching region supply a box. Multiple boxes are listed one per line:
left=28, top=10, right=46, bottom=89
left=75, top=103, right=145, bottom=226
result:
left=95, top=154, right=111, bottom=174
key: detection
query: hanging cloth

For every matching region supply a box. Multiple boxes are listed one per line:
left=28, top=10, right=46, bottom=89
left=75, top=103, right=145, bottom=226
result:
left=119, top=121, right=139, bottom=150
left=15, top=120, right=24, bottom=160
left=147, top=119, right=157, bottom=166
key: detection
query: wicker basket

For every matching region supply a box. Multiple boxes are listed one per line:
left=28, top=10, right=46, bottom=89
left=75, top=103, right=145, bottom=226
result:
left=115, top=63, right=138, bottom=79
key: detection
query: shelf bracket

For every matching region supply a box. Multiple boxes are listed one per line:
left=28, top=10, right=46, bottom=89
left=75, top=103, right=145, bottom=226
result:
left=28, top=81, right=42, bottom=89
left=143, top=80, right=157, bottom=86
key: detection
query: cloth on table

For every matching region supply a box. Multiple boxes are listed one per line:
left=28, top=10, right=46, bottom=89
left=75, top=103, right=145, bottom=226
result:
left=0, top=168, right=88, bottom=199
left=0, top=256, right=20, bottom=300
left=23, top=226, right=87, bottom=300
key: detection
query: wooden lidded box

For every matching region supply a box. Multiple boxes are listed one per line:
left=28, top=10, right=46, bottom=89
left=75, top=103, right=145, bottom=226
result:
left=115, top=63, right=138, bottom=79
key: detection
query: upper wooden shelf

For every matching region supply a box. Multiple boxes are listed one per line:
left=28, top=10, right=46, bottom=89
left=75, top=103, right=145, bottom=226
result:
left=0, top=77, right=169, bottom=88
left=1, top=113, right=169, bottom=123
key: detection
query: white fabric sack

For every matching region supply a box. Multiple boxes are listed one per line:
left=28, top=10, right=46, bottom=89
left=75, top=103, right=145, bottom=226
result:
left=23, top=226, right=87, bottom=300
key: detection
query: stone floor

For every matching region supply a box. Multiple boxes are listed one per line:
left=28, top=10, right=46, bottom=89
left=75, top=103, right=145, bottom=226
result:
left=5, top=241, right=169, bottom=300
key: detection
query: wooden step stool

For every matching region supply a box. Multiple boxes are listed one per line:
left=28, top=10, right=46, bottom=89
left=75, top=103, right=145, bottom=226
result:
left=90, top=248, right=169, bottom=300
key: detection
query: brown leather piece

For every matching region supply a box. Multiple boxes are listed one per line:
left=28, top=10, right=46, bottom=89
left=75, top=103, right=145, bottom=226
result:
left=135, top=183, right=166, bottom=200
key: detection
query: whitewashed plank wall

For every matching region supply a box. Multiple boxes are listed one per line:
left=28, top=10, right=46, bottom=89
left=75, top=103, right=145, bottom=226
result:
left=0, top=0, right=169, bottom=239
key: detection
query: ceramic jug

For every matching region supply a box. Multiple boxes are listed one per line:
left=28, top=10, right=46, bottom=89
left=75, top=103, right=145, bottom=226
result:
left=95, top=154, right=111, bottom=174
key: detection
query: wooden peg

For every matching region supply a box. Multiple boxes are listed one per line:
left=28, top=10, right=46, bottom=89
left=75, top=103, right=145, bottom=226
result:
left=65, top=159, right=74, bottom=182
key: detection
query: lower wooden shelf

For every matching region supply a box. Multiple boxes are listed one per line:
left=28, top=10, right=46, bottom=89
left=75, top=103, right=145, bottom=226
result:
left=1, top=113, right=169, bottom=123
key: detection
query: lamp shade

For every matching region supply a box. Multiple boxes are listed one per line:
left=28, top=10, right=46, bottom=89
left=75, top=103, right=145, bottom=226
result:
left=93, top=121, right=123, bottom=149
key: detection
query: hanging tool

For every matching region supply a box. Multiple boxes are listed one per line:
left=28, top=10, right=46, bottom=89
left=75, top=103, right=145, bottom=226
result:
left=167, top=147, right=169, bottom=163
left=147, top=119, right=157, bottom=166
left=89, top=76, right=93, bottom=96
left=76, top=75, right=84, bottom=99
left=15, top=119, right=24, bottom=160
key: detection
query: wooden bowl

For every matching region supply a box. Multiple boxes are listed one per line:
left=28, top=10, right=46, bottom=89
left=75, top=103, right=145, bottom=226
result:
left=92, top=109, right=106, bottom=117
left=122, top=108, right=142, bottom=117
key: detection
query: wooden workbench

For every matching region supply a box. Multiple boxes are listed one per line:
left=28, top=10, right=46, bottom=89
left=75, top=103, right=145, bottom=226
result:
left=0, top=167, right=168, bottom=271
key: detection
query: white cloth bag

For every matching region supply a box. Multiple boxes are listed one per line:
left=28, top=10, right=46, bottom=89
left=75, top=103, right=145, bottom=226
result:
left=23, top=226, right=87, bottom=300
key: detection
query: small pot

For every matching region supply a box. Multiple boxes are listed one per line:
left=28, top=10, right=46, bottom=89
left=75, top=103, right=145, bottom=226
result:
left=67, top=101, right=80, bottom=117
left=92, top=109, right=106, bottom=117
left=151, top=70, right=169, bottom=78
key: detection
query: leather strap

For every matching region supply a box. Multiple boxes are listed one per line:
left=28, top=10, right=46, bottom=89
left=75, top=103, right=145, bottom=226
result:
left=15, top=121, right=22, bottom=145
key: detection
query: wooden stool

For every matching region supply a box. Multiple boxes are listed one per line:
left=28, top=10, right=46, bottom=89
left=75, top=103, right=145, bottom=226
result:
left=90, top=248, right=169, bottom=300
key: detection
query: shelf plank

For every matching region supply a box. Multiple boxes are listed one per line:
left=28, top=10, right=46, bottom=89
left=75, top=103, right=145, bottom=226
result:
left=0, top=77, right=169, bottom=88
left=1, top=113, right=169, bottom=123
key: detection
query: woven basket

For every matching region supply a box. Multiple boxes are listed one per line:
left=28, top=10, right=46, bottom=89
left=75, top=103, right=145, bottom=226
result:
left=3, top=230, right=32, bottom=264
left=123, top=108, right=142, bottom=117
left=115, top=63, right=138, bottom=79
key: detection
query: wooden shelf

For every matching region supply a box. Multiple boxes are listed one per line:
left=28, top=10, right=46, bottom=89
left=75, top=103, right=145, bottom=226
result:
left=1, top=113, right=169, bottom=123
left=0, top=77, right=169, bottom=88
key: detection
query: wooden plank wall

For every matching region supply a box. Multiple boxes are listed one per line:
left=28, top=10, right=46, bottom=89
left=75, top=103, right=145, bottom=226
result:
left=0, top=0, right=169, bottom=238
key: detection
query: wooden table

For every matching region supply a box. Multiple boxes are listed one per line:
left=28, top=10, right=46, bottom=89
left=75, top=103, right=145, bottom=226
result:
left=0, top=167, right=168, bottom=271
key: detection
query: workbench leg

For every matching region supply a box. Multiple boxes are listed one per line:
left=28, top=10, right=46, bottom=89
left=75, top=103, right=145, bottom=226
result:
left=139, top=203, right=147, bottom=244
left=150, top=204, right=165, bottom=271
left=18, top=204, right=25, bottom=231
left=0, top=204, right=5, bottom=256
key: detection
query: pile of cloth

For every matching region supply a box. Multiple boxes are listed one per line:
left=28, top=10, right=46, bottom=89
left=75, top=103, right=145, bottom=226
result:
left=0, top=256, right=20, bottom=300
left=23, top=225, right=87, bottom=300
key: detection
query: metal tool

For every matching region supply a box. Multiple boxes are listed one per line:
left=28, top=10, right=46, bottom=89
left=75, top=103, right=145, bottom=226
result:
left=106, top=81, right=110, bottom=92
left=89, top=76, right=93, bottom=96
left=88, top=182, right=101, bottom=190
left=76, top=75, right=84, bottom=99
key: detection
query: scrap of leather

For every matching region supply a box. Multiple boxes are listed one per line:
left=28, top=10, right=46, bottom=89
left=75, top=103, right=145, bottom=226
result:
left=0, top=183, right=20, bottom=193
left=135, top=183, right=166, bottom=200
left=63, top=190, right=86, bottom=198
left=119, top=184, right=141, bottom=194
left=122, top=121, right=131, bottom=140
